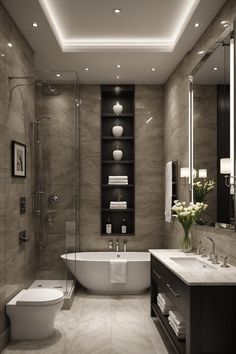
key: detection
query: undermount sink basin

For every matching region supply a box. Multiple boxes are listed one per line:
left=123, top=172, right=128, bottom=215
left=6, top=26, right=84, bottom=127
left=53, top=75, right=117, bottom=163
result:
left=170, top=257, right=215, bottom=271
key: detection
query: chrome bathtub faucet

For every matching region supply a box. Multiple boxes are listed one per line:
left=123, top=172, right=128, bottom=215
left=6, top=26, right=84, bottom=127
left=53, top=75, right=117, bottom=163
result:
left=116, top=239, right=119, bottom=252
left=108, top=240, right=113, bottom=250
left=123, top=239, right=127, bottom=252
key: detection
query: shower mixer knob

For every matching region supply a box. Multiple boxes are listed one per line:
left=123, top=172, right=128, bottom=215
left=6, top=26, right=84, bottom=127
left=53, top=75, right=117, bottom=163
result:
left=48, top=194, right=59, bottom=205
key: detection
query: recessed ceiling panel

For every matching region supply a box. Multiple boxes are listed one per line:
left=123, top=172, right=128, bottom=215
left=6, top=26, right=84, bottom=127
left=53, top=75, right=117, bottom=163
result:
left=39, top=0, right=200, bottom=51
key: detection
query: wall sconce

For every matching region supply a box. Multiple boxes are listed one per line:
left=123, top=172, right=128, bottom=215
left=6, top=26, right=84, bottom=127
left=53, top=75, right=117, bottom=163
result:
left=180, top=167, right=197, bottom=186
left=198, top=169, right=207, bottom=178
left=220, top=158, right=233, bottom=188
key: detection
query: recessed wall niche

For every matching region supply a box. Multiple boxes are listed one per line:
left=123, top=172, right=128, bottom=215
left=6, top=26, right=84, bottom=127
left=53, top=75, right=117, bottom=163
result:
left=101, top=85, right=135, bottom=236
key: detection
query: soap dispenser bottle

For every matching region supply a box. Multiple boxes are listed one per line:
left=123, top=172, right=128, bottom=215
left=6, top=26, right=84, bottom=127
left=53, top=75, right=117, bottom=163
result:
left=106, top=217, right=112, bottom=234
left=121, top=218, right=127, bottom=234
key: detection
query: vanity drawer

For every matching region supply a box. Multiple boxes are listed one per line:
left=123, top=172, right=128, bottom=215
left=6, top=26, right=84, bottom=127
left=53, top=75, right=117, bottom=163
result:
left=151, top=256, right=188, bottom=316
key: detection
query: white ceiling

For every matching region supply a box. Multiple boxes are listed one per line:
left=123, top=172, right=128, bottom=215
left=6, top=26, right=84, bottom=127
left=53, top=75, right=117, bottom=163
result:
left=2, top=0, right=227, bottom=84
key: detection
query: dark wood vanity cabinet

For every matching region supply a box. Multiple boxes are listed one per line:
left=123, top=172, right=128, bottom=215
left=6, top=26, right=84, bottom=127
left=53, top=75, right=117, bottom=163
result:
left=151, top=255, right=236, bottom=354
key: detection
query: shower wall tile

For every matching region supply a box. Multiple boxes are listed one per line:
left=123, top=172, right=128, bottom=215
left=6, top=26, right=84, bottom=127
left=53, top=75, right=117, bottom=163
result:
left=0, top=1, right=35, bottom=347
left=163, top=0, right=236, bottom=249
left=79, top=85, right=164, bottom=251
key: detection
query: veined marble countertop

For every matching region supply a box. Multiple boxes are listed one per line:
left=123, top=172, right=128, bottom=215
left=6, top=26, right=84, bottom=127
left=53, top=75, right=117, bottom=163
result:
left=149, top=249, right=236, bottom=286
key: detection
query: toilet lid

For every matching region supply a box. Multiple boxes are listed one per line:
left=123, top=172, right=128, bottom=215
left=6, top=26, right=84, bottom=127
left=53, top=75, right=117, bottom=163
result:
left=16, top=288, right=64, bottom=306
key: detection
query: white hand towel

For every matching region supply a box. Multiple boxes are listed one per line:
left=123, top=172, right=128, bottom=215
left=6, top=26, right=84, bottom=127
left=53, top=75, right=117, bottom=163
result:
left=110, top=259, right=127, bottom=283
left=168, top=316, right=185, bottom=333
left=110, top=201, right=127, bottom=204
left=165, top=161, right=173, bottom=223
left=109, top=181, right=128, bottom=185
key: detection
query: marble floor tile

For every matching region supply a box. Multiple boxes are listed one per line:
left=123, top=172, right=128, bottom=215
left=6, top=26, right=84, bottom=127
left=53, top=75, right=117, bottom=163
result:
left=3, top=289, right=174, bottom=354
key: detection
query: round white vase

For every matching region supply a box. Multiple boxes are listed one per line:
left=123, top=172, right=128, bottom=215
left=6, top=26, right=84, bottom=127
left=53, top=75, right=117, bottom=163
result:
left=112, top=125, right=123, bottom=138
left=113, top=102, right=123, bottom=115
left=113, top=148, right=123, bottom=161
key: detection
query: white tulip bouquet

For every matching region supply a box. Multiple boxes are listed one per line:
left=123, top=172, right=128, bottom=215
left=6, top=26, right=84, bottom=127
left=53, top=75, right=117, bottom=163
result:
left=172, top=201, right=208, bottom=252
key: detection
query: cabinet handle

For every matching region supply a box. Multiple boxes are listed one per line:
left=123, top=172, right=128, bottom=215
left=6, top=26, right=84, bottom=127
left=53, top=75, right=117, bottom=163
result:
left=153, top=270, right=162, bottom=279
left=166, top=283, right=180, bottom=297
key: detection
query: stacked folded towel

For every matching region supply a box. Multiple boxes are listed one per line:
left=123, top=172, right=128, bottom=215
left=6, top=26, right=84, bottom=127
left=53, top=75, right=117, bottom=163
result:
left=157, top=293, right=174, bottom=315
left=108, top=176, right=128, bottom=185
left=110, top=201, right=127, bottom=209
left=168, top=310, right=186, bottom=339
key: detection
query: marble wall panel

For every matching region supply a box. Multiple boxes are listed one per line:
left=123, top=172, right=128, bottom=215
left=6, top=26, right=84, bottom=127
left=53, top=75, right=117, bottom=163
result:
left=0, top=1, right=35, bottom=347
left=163, top=0, right=236, bottom=249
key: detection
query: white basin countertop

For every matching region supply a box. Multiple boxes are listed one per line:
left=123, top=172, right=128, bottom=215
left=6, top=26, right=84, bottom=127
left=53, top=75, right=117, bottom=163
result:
left=149, top=249, right=236, bottom=286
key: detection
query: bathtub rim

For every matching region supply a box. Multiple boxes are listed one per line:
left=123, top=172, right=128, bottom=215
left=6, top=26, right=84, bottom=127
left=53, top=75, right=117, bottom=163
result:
left=61, top=251, right=150, bottom=262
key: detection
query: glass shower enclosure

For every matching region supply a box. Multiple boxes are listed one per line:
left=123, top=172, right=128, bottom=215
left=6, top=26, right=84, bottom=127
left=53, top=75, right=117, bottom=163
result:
left=32, top=71, right=79, bottom=298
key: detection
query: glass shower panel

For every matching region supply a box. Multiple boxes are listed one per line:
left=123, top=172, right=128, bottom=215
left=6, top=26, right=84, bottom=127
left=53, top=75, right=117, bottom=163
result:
left=34, top=71, right=78, bottom=295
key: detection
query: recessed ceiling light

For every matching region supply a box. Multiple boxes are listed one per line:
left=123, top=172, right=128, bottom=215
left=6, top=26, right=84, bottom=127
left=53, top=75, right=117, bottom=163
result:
left=151, top=67, right=156, bottom=71
left=213, top=66, right=219, bottom=71
left=7, top=42, right=13, bottom=47
left=116, top=64, right=121, bottom=68
left=116, top=75, right=120, bottom=79
left=221, top=20, right=227, bottom=24
left=194, top=23, right=200, bottom=28
left=113, top=8, right=121, bottom=14
left=84, top=67, right=89, bottom=71
left=223, top=23, right=228, bottom=28
left=0, top=53, right=5, bottom=57
left=55, top=73, right=61, bottom=77
left=32, top=22, right=38, bottom=28
left=198, top=50, right=204, bottom=54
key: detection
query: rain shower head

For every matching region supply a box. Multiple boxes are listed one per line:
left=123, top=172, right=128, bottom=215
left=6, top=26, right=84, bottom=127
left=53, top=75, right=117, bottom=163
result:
left=42, top=83, right=61, bottom=96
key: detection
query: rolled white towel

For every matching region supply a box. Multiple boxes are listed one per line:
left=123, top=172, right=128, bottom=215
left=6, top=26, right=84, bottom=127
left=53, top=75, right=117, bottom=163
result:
left=157, top=293, right=173, bottom=309
left=109, top=181, right=128, bottom=184
left=110, top=206, right=127, bottom=209
left=169, top=310, right=185, bottom=327
left=168, top=316, right=185, bottom=332
left=157, top=299, right=173, bottom=315
left=110, top=201, right=127, bottom=205
left=169, top=321, right=186, bottom=338
left=109, top=176, right=128, bottom=180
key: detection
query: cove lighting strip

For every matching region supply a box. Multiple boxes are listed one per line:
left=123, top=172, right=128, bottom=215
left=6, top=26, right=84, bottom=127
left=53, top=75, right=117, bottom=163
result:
left=39, top=0, right=200, bottom=52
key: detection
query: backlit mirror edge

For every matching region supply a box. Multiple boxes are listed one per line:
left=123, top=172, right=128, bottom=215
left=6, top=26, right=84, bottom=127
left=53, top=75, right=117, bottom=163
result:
left=188, top=22, right=235, bottom=230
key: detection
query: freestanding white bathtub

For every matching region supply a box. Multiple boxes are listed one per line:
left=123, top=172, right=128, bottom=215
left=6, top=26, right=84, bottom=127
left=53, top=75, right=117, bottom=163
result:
left=61, top=252, right=150, bottom=294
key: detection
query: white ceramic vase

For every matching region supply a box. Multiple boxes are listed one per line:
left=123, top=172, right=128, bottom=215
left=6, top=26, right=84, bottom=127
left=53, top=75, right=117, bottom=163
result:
left=112, top=125, right=123, bottom=138
left=113, top=147, right=123, bottom=161
left=113, top=102, right=123, bottom=115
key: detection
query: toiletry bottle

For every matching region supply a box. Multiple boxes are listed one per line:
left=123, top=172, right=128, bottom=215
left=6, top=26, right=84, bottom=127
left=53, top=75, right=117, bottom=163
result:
left=106, top=217, right=112, bottom=234
left=121, top=218, right=127, bottom=234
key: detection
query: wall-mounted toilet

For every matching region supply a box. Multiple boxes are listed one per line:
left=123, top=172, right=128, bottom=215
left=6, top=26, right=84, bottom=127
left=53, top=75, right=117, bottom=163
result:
left=6, top=288, right=64, bottom=340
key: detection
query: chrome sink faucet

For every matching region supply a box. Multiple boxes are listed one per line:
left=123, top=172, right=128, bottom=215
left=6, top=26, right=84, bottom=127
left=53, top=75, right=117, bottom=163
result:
left=202, top=236, right=217, bottom=263
left=116, top=239, right=119, bottom=252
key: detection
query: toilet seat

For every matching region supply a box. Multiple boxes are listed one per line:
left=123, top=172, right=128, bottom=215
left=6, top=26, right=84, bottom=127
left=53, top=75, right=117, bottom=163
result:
left=16, top=288, right=64, bottom=306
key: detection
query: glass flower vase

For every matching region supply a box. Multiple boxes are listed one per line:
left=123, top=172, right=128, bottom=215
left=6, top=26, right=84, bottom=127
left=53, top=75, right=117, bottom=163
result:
left=182, top=229, right=192, bottom=253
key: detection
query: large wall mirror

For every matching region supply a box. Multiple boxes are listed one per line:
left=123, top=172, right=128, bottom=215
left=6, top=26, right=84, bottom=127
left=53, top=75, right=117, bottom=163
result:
left=189, top=23, right=235, bottom=230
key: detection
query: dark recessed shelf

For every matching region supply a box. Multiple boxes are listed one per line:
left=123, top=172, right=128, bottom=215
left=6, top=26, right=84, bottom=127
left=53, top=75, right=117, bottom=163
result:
left=102, top=160, right=134, bottom=164
left=102, top=136, right=134, bottom=140
left=102, top=208, right=134, bottom=212
left=102, top=113, right=133, bottom=117
left=101, top=85, right=135, bottom=236
left=102, top=184, right=134, bottom=188
left=101, top=233, right=134, bottom=236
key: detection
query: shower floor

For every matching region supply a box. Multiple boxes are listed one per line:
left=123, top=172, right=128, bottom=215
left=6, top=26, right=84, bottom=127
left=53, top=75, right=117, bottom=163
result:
left=30, top=279, right=75, bottom=298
